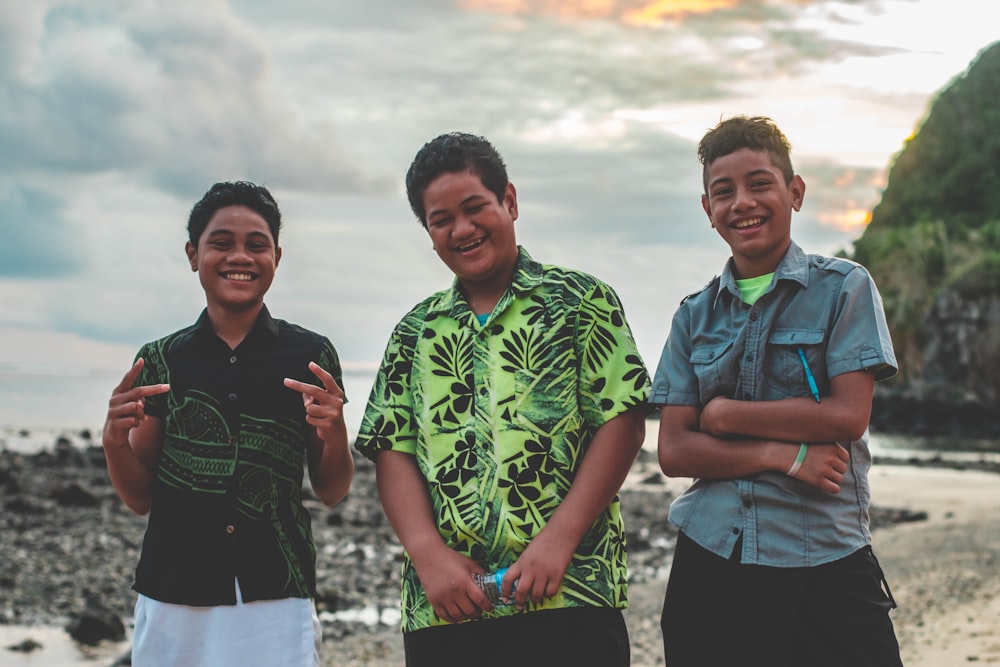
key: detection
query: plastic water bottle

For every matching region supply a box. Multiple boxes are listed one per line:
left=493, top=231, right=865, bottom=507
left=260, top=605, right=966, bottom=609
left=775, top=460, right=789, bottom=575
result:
left=474, top=567, right=517, bottom=606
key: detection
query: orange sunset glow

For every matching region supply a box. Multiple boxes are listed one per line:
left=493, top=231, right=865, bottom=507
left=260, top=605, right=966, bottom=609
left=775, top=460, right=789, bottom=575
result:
left=457, top=0, right=738, bottom=23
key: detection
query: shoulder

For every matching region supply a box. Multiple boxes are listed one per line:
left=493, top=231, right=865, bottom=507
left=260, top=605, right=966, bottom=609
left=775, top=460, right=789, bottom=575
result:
left=537, top=262, right=619, bottom=303
left=679, top=275, right=721, bottom=307
left=807, top=253, right=868, bottom=278
left=271, top=318, right=333, bottom=350
left=139, top=321, right=200, bottom=357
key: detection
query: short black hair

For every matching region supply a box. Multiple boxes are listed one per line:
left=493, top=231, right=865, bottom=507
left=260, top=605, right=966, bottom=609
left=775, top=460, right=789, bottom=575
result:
left=187, top=181, right=282, bottom=246
left=698, top=116, right=795, bottom=192
left=405, top=132, right=508, bottom=227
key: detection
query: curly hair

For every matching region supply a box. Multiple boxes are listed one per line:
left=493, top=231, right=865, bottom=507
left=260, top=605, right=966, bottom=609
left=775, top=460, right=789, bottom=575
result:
left=405, top=132, right=509, bottom=227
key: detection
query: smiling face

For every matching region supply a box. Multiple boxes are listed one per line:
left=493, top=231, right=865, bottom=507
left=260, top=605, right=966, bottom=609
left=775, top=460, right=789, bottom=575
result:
left=423, top=170, right=519, bottom=312
left=702, top=147, right=805, bottom=278
left=185, top=204, right=281, bottom=315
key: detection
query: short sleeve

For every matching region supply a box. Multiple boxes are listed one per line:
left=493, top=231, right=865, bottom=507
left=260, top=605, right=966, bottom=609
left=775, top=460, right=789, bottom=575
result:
left=649, top=304, right=701, bottom=407
left=354, top=321, right=419, bottom=461
left=576, top=281, right=651, bottom=429
left=133, top=341, right=169, bottom=419
left=317, top=336, right=348, bottom=405
left=826, top=266, right=898, bottom=382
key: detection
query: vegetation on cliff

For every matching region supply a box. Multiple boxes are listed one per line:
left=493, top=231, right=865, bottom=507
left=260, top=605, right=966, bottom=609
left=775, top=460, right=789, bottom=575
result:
left=849, top=41, right=1000, bottom=414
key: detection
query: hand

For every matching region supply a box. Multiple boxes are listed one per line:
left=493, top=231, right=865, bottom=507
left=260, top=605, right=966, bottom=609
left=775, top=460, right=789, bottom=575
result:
left=411, top=547, right=491, bottom=623
left=788, top=442, right=849, bottom=494
left=698, top=396, right=730, bottom=436
left=504, top=529, right=575, bottom=608
left=102, top=358, right=169, bottom=449
left=284, top=362, right=345, bottom=444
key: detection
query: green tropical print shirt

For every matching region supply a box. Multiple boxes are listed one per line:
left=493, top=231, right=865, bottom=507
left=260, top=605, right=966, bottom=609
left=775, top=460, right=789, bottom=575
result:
left=355, top=248, right=650, bottom=632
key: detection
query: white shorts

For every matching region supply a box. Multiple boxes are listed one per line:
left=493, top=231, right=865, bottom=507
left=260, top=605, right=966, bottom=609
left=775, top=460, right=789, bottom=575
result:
left=131, top=579, right=321, bottom=667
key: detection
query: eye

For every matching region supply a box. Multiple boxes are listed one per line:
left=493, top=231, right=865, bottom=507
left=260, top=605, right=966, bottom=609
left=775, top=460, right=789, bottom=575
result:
left=249, top=242, right=271, bottom=252
left=428, top=216, right=451, bottom=228
left=210, top=240, right=232, bottom=250
left=711, top=186, right=733, bottom=198
left=465, top=203, right=487, bottom=215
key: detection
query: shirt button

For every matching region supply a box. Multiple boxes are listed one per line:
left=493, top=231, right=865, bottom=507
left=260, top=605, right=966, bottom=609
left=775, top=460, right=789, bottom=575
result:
left=228, top=392, right=237, bottom=401
left=750, top=312, right=758, bottom=321
left=743, top=499, right=752, bottom=509
left=225, top=524, right=235, bottom=534
left=479, top=387, right=488, bottom=396
left=229, top=355, right=237, bottom=364
left=732, top=527, right=740, bottom=535
left=746, top=353, right=754, bottom=361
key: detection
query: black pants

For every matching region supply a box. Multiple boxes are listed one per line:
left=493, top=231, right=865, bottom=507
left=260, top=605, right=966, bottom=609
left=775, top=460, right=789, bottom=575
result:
left=404, top=607, right=630, bottom=667
left=661, top=532, right=902, bottom=667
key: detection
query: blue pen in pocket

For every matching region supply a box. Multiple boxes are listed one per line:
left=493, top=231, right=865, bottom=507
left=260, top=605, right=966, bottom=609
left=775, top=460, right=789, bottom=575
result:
left=796, top=347, right=821, bottom=403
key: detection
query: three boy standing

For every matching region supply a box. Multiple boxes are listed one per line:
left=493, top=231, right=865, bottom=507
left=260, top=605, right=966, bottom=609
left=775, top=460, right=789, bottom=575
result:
left=104, top=117, right=902, bottom=667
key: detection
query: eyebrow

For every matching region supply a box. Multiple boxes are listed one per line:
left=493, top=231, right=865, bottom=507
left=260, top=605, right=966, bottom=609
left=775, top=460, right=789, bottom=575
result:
left=427, top=193, right=488, bottom=220
left=707, top=168, right=776, bottom=190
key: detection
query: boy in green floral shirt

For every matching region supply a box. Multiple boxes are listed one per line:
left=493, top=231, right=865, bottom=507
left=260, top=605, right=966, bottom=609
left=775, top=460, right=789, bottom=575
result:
left=355, top=132, right=650, bottom=666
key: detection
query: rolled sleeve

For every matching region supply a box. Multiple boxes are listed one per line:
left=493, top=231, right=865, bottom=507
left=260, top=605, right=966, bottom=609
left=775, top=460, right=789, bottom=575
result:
left=826, top=267, right=898, bottom=382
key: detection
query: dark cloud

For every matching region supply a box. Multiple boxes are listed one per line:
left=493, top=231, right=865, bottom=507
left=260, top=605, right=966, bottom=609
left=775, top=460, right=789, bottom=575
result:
left=0, top=187, right=84, bottom=278
left=0, top=3, right=395, bottom=199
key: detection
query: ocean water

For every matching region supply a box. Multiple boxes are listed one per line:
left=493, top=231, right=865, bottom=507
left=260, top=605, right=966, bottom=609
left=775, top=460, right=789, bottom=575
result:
left=0, top=365, right=377, bottom=444
left=3, top=363, right=1000, bottom=465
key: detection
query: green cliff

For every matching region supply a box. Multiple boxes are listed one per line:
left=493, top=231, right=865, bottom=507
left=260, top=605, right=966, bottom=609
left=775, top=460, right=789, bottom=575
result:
left=850, top=41, right=1000, bottom=435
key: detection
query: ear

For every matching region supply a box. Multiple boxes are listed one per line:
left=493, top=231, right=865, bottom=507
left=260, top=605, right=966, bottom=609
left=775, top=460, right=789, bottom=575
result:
left=274, top=245, right=282, bottom=269
left=504, top=182, right=519, bottom=222
left=789, top=175, right=806, bottom=212
left=185, top=241, right=198, bottom=271
left=701, top=194, right=714, bottom=228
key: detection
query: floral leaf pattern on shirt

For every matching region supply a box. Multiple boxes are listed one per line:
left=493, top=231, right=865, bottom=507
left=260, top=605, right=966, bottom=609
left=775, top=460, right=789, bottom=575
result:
left=355, top=248, right=650, bottom=632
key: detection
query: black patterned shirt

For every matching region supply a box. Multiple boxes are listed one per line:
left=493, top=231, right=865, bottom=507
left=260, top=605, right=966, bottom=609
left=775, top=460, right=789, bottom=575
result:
left=132, top=306, right=345, bottom=606
left=355, top=247, right=650, bottom=632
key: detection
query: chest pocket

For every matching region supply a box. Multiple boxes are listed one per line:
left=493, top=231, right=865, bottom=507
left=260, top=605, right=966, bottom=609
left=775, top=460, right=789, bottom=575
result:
left=690, top=340, right=735, bottom=403
left=766, top=328, right=827, bottom=399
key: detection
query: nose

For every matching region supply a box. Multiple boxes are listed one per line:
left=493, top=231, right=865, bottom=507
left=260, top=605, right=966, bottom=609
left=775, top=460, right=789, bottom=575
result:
left=452, top=213, right=476, bottom=238
left=228, top=243, right=253, bottom=263
left=733, top=186, right=756, bottom=211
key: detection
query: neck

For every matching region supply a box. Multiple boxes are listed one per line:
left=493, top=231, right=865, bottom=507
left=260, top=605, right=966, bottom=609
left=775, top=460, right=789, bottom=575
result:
left=206, top=302, right=263, bottom=349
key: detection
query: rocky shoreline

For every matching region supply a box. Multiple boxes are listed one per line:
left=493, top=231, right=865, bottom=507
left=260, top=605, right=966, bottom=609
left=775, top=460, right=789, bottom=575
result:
left=0, top=431, right=959, bottom=666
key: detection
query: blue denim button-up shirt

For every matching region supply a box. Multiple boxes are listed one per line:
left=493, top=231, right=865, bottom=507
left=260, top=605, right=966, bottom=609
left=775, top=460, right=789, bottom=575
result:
left=650, top=242, right=897, bottom=566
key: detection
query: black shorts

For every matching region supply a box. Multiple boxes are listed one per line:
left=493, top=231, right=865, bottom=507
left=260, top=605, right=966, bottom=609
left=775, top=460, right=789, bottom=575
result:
left=661, top=531, right=902, bottom=667
left=404, top=606, right=630, bottom=667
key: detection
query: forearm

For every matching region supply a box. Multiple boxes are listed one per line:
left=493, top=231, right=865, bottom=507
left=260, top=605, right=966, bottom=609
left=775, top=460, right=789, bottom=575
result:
left=307, top=424, right=354, bottom=507
left=374, top=450, right=450, bottom=565
left=700, top=371, right=874, bottom=443
left=658, top=405, right=793, bottom=480
left=102, top=430, right=157, bottom=515
left=538, top=408, right=646, bottom=549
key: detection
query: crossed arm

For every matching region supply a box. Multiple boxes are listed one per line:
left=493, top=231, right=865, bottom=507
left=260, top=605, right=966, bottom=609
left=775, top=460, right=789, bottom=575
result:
left=658, top=369, right=874, bottom=494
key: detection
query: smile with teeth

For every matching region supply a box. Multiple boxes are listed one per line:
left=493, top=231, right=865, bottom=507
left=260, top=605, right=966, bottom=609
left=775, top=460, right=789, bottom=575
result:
left=733, top=217, right=764, bottom=230
left=222, top=272, right=254, bottom=281
left=455, top=238, right=486, bottom=252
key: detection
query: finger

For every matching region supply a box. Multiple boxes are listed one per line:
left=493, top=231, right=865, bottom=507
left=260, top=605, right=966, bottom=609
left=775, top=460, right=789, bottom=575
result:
left=134, top=383, right=171, bottom=398
left=308, top=362, right=344, bottom=397
left=115, top=358, right=145, bottom=393
left=283, top=377, right=328, bottom=402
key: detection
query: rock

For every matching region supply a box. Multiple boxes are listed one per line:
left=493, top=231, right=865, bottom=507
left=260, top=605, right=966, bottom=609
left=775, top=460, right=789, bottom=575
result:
left=66, top=607, right=126, bottom=645
left=5, top=637, right=43, bottom=653
left=52, top=482, right=100, bottom=507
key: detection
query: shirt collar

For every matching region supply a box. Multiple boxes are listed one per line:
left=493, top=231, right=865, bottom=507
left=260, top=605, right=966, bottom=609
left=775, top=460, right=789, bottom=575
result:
left=716, top=241, right=809, bottom=307
left=192, top=304, right=279, bottom=340
left=430, top=246, right=542, bottom=318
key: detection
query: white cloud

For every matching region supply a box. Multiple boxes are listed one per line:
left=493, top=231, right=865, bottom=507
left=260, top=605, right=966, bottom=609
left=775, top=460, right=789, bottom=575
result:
left=0, top=0, right=995, bottom=428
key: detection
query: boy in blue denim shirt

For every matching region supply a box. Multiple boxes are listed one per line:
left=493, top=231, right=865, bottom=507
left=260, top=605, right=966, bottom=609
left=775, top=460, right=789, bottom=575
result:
left=651, top=116, right=903, bottom=666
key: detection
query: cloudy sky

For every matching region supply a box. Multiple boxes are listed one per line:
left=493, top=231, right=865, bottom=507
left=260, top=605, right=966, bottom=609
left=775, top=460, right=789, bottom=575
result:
left=1, top=0, right=997, bottom=426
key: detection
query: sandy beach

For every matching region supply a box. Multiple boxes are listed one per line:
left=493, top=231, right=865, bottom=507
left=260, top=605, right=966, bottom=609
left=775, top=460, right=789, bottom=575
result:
left=1, top=435, right=998, bottom=666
